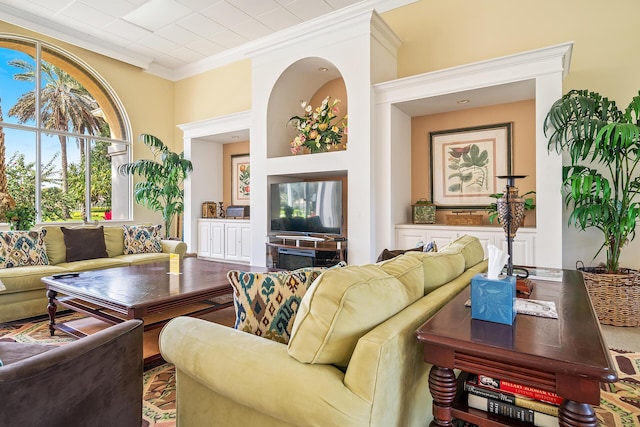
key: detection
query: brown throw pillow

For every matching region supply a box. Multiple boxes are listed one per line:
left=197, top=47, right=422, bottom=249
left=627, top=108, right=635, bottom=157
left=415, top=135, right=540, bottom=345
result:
left=61, top=226, right=108, bottom=262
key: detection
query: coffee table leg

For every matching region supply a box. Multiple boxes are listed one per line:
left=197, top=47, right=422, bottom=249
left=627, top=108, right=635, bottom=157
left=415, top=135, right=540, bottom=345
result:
left=47, top=290, right=58, bottom=336
left=558, top=399, right=597, bottom=427
left=428, top=365, right=457, bottom=426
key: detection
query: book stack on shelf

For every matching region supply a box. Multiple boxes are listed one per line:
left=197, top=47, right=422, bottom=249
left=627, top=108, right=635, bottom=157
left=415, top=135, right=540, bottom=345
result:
left=464, top=374, right=562, bottom=427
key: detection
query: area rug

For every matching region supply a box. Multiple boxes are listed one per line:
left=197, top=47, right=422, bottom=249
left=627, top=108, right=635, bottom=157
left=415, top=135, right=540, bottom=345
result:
left=1, top=315, right=639, bottom=427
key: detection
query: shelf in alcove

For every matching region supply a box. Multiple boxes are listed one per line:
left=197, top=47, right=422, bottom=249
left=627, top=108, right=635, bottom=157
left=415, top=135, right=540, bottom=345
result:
left=266, top=150, right=349, bottom=177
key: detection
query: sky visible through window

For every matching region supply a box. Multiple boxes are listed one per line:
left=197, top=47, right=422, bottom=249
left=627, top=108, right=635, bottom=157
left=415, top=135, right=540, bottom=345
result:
left=0, top=47, right=81, bottom=166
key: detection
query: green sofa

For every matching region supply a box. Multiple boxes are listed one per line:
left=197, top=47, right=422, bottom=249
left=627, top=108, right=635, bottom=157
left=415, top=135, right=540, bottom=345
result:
left=0, top=225, right=187, bottom=323
left=159, top=235, right=488, bottom=427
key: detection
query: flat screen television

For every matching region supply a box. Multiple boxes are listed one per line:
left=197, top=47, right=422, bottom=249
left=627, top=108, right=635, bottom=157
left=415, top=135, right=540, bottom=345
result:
left=270, top=180, right=343, bottom=236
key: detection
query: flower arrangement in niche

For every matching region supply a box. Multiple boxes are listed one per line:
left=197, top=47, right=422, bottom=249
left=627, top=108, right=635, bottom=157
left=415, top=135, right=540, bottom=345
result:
left=288, top=96, right=348, bottom=154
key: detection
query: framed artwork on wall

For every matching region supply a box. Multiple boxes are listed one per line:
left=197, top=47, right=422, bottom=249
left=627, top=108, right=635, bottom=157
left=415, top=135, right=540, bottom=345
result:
left=430, top=123, right=512, bottom=209
left=231, top=154, right=250, bottom=206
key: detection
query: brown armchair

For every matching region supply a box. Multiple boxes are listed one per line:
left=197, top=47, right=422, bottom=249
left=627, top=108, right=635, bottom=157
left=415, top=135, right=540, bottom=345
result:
left=0, top=319, right=143, bottom=427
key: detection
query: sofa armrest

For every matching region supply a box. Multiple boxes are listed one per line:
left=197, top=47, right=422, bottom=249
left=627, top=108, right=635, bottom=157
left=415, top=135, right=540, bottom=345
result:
left=161, top=240, right=187, bottom=258
left=159, top=317, right=371, bottom=425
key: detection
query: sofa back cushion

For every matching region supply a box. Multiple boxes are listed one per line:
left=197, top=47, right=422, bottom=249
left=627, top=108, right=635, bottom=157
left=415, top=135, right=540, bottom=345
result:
left=406, top=251, right=466, bottom=295
left=287, top=264, right=417, bottom=367
left=0, top=230, right=49, bottom=268
left=41, top=226, right=66, bottom=265
left=439, top=234, right=485, bottom=269
left=376, top=254, right=424, bottom=301
left=103, top=226, right=125, bottom=257
left=61, top=226, right=108, bottom=262
left=227, top=267, right=326, bottom=344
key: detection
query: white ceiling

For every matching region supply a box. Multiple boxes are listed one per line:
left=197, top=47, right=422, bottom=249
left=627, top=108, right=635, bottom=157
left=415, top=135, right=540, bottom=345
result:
left=0, top=0, right=410, bottom=80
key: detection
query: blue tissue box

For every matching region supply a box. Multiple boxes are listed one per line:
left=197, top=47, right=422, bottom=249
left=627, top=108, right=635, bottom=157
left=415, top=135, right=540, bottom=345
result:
left=470, top=273, right=517, bottom=325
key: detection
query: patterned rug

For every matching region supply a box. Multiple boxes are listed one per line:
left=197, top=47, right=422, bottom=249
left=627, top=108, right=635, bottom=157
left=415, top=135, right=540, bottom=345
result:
left=597, top=349, right=640, bottom=426
left=1, top=315, right=639, bottom=427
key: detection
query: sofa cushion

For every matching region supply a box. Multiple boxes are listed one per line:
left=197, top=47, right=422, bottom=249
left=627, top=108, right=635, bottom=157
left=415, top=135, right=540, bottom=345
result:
left=439, top=234, right=485, bottom=269
left=0, top=265, right=68, bottom=293
left=56, top=258, right=128, bottom=272
left=0, top=230, right=49, bottom=268
left=123, top=225, right=162, bottom=254
left=287, top=264, right=416, bottom=367
left=406, top=251, right=466, bottom=295
left=103, top=226, right=125, bottom=258
left=227, top=267, right=326, bottom=344
left=61, top=226, right=108, bottom=262
left=376, top=254, right=424, bottom=301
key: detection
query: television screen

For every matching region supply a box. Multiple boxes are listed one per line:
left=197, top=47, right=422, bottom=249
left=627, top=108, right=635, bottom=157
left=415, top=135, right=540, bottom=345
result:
left=270, top=180, right=343, bottom=235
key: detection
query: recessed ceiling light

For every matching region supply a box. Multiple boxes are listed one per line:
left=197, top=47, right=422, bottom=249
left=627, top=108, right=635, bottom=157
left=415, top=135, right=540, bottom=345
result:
left=318, top=67, right=329, bottom=72
left=231, top=136, right=240, bottom=140
left=457, top=99, right=470, bottom=104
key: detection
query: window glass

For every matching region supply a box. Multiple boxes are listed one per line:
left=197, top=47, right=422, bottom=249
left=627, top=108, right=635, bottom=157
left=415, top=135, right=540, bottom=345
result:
left=0, top=35, right=131, bottom=224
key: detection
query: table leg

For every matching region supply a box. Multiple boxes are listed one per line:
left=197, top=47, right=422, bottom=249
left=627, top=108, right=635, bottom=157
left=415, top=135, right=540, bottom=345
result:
left=558, top=399, right=597, bottom=427
left=428, top=365, right=457, bottom=427
left=47, top=290, right=58, bottom=336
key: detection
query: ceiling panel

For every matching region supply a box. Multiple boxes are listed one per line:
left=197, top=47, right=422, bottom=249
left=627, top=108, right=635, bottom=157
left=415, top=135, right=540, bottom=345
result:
left=0, top=0, right=414, bottom=79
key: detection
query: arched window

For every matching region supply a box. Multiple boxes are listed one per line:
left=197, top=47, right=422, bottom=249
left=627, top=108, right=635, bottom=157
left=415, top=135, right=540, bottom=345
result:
left=0, top=34, right=131, bottom=226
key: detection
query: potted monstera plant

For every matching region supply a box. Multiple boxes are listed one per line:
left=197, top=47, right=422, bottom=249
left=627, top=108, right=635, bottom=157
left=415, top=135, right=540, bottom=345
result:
left=544, top=89, right=640, bottom=326
left=118, top=134, right=193, bottom=239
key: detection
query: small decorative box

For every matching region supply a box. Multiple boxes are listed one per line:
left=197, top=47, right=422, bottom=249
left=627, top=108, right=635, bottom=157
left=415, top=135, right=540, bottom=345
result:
left=471, top=273, right=517, bottom=325
left=202, top=202, right=218, bottom=218
left=226, top=205, right=250, bottom=218
left=412, top=199, right=436, bottom=224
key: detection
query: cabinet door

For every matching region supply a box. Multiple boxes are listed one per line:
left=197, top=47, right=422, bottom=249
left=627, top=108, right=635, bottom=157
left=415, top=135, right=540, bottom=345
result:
left=396, top=228, right=427, bottom=249
left=225, top=223, right=241, bottom=261
left=239, top=225, right=252, bottom=263
left=197, top=221, right=212, bottom=258
left=210, top=222, right=225, bottom=259
left=498, top=233, right=535, bottom=266
left=424, top=229, right=458, bottom=251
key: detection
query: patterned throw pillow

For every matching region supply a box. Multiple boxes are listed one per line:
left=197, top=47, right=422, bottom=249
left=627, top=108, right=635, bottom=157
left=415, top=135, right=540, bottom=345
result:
left=122, top=225, right=162, bottom=254
left=227, top=267, right=326, bottom=344
left=0, top=230, right=49, bottom=268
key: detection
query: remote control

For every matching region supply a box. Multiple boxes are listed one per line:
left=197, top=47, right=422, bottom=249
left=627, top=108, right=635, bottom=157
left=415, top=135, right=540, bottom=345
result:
left=52, top=272, right=80, bottom=279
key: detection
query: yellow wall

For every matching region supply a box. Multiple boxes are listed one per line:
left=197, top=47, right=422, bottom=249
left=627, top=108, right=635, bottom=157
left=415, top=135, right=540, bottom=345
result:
left=173, top=60, right=252, bottom=149
left=411, top=100, right=536, bottom=225
left=383, top=0, right=639, bottom=103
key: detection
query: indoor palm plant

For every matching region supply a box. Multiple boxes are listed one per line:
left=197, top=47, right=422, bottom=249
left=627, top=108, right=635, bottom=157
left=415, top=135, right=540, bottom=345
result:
left=118, top=134, right=193, bottom=239
left=544, top=89, right=640, bottom=326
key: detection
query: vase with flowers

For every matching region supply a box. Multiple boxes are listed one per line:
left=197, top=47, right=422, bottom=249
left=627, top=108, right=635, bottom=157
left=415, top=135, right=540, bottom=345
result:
left=288, top=96, right=348, bottom=155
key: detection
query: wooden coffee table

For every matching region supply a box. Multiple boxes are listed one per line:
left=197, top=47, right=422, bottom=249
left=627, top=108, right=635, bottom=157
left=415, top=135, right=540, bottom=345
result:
left=416, top=269, right=618, bottom=427
left=42, top=257, right=267, bottom=367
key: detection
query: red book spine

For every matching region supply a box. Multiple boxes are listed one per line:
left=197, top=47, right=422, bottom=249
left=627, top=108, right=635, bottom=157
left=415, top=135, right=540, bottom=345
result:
left=477, top=375, right=564, bottom=405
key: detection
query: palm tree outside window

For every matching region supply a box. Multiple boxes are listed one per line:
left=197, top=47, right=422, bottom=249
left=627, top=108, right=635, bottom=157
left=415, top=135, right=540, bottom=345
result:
left=0, top=35, right=131, bottom=225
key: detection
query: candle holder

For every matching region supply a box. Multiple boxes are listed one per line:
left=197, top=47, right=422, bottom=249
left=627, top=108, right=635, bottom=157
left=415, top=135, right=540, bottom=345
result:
left=496, top=175, right=533, bottom=296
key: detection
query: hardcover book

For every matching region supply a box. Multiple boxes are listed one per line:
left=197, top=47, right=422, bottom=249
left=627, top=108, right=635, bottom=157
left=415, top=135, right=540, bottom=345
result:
left=464, top=375, right=559, bottom=417
left=477, top=375, right=564, bottom=405
left=467, top=394, right=559, bottom=427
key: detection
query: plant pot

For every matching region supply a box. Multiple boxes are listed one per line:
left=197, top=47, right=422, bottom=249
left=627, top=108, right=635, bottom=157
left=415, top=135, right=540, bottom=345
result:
left=579, top=266, right=640, bottom=327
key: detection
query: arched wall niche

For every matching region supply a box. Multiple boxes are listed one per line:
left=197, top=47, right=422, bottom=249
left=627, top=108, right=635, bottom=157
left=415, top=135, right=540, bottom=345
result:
left=267, top=57, right=347, bottom=158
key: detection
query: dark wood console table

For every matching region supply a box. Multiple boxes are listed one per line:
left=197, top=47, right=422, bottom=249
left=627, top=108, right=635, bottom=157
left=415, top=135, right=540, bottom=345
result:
left=416, top=269, right=617, bottom=427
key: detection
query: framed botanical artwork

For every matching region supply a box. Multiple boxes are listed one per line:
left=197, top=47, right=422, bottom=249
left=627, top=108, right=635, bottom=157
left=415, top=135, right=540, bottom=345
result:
left=430, top=123, right=512, bottom=209
left=231, top=154, right=250, bottom=206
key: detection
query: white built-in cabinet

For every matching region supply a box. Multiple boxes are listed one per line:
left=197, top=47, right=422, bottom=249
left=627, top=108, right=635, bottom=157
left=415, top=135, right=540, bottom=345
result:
left=395, top=224, right=537, bottom=266
left=197, top=219, right=251, bottom=264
